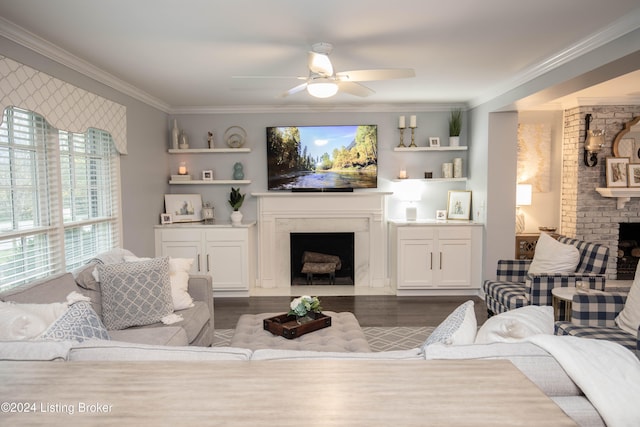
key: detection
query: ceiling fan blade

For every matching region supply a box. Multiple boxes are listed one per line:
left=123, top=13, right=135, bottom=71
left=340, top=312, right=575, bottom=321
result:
left=336, top=68, right=415, bottom=82
left=307, top=51, right=333, bottom=76
left=337, top=81, right=374, bottom=97
left=232, top=75, right=306, bottom=80
left=280, top=82, right=308, bottom=98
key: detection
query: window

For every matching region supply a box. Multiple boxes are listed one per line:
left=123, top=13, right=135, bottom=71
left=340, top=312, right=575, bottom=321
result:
left=0, top=107, right=121, bottom=291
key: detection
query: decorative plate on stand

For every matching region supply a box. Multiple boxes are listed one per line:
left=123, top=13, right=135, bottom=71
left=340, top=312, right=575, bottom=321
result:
left=224, top=126, right=247, bottom=148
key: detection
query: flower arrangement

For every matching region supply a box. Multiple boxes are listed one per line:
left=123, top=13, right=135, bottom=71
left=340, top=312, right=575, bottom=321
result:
left=288, top=295, right=322, bottom=317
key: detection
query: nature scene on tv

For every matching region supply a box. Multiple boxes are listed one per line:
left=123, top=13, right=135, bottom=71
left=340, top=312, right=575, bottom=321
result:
left=266, top=125, right=377, bottom=190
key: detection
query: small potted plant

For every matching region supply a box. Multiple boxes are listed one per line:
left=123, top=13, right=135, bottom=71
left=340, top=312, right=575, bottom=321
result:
left=448, top=108, right=462, bottom=147
left=228, top=187, right=245, bottom=225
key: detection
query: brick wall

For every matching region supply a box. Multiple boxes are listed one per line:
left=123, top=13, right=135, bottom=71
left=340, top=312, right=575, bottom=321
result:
left=562, top=105, right=640, bottom=278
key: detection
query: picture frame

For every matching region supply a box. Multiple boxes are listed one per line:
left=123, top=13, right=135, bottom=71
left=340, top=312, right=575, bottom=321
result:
left=446, top=190, right=472, bottom=220
left=429, top=137, right=440, bottom=147
left=164, top=194, right=203, bottom=222
left=436, top=209, right=447, bottom=221
left=605, top=157, right=630, bottom=188
left=160, top=213, right=173, bottom=224
left=202, top=170, right=213, bottom=181
left=628, top=164, right=640, bottom=187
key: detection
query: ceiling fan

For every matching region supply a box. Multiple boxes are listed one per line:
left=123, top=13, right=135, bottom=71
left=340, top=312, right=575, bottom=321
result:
left=236, top=42, right=415, bottom=99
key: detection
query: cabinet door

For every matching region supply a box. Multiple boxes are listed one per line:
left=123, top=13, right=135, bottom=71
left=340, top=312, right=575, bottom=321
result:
left=204, top=240, right=247, bottom=291
left=437, top=239, right=472, bottom=288
left=159, top=241, right=202, bottom=274
left=398, top=239, right=435, bottom=289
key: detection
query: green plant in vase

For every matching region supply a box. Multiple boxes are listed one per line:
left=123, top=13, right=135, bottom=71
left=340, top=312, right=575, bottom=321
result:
left=448, top=108, right=462, bottom=147
left=228, top=187, right=245, bottom=225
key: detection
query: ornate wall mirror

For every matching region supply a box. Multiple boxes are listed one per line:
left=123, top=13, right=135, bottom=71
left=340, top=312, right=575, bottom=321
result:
left=613, top=116, right=640, bottom=162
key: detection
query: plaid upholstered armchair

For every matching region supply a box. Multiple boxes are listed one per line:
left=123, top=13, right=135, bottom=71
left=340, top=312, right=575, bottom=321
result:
left=482, top=236, right=609, bottom=316
left=555, top=291, right=639, bottom=354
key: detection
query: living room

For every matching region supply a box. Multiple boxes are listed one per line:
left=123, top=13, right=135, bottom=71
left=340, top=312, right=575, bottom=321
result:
left=1, top=2, right=640, bottom=425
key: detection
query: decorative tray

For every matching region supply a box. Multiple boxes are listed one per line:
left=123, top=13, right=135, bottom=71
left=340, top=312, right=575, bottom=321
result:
left=263, top=312, right=331, bottom=339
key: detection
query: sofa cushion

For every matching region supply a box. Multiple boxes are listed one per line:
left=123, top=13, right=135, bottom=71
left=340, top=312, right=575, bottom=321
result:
left=528, top=232, right=580, bottom=274
left=0, top=272, right=78, bottom=304
left=40, top=301, right=110, bottom=342
left=422, top=300, right=477, bottom=348
left=68, top=340, right=253, bottom=361
left=73, top=262, right=101, bottom=291
left=550, top=397, right=605, bottom=427
left=251, top=348, right=423, bottom=360
left=98, top=257, right=174, bottom=330
left=0, top=340, right=73, bottom=361
left=475, top=305, right=554, bottom=344
left=108, top=326, right=189, bottom=346
left=615, top=265, right=640, bottom=336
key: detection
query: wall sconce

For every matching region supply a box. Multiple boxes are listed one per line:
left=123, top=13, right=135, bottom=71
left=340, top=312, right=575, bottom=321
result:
left=584, top=113, right=604, bottom=167
left=515, top=184, right=532, bottom=234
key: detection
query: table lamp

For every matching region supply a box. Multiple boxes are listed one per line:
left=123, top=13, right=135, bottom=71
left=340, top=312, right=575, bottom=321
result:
left=398, top=180, right=422, bottom=221
left=516, top=184, right=532, bottom=233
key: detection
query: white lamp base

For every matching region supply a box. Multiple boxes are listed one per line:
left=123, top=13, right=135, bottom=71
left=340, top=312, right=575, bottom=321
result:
left=406, top=206, right=417, bottom=221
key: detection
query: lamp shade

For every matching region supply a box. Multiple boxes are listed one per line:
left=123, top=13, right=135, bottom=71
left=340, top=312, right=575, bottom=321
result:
left=307, top=79, right=338, bottom=98
left=516, top=184, right=532, bottom=206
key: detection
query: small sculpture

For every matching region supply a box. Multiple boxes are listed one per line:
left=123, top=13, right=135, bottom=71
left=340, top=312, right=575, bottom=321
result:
left=233, top=162, right=244, bottom=180
left=207, top=131, right=214, bottom=149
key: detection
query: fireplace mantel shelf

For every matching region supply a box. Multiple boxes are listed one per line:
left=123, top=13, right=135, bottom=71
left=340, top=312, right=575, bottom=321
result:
left=596, top=187, right=640, bottom=209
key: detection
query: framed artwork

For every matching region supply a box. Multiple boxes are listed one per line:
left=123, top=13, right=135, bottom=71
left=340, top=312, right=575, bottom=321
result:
left=605, top=157, right=629, bottom=188
left=202, top=170, right=213, bottom=181
left=160, top=213, right=173, bottom=224
left=628, top=164, right=640, bottom=187
left=429, top=137, right=440, bottom=147
left=446, top=190, right=472, bottom=220
left=164, top=194, right=203, bottom=222
left=436, top=210, right=447, bottom=221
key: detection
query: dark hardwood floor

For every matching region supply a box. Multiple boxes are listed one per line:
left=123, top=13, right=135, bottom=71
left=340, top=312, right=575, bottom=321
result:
left=214, top=295, right=488, bottom=329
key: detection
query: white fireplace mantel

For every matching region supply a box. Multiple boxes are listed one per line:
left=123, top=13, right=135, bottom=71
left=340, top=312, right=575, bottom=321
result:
left=252, top=192, right=392, bottom=293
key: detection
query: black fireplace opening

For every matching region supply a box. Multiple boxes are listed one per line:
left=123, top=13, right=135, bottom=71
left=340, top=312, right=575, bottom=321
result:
left=290, top=232, right=355, bottom=286
left=617, top=223, right=640, bottom=279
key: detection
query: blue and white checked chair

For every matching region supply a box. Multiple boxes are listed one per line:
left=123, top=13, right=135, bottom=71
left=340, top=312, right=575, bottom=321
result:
left=482, top=236, right=609, bottom=316
left=555, top=291, right=638, bottom=356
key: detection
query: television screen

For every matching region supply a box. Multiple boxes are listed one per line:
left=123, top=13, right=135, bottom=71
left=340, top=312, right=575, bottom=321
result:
left=266, top=125, right=377, bottom=190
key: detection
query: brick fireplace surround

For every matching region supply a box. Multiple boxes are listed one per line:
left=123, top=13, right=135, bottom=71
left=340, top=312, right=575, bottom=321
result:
left=562, top=105, right=640, bottom=277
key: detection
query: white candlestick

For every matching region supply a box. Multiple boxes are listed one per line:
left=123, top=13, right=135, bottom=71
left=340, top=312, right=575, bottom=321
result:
left=399, top=116, right=406, bottom=129
left=410, top=115, right=416, bottom=128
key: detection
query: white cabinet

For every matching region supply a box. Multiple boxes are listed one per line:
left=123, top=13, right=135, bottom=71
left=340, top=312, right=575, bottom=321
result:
left=390, top=222, right=482, bottom=295
left=154, top=224, right=255, bottom=297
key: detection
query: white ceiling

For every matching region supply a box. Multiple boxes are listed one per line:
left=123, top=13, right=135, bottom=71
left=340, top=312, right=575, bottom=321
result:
left=0, top=0, right=639, bottom=112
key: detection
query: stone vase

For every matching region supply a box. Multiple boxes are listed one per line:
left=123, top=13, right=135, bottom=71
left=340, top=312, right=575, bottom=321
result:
left=230, top=210, right=243, bottom=226
left=449, top=136, right=460, bottom=147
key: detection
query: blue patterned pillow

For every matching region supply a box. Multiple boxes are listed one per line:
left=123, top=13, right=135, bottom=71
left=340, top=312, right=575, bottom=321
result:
left=98, top=257, right=173, bottom=330
left=41, top=301, right=110, bottom=342
left=422, top=301, right=477, bottom=349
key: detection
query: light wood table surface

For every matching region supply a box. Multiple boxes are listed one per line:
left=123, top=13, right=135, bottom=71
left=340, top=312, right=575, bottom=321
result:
left=0, top=359, right=576, bottom=426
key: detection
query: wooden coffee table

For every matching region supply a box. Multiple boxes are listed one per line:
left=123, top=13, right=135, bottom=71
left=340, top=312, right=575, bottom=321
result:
left=230, top=311, right=371, bottom=352
left=0, top=360, right=576, bottom=426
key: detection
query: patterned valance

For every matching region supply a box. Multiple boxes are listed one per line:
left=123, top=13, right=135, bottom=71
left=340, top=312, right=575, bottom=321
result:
left=0, top=55, right=127, bottom=154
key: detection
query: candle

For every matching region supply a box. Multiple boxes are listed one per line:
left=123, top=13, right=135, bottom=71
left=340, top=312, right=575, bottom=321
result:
left=410, top=115, right=416, bottom=128
left=399, top=116, right=406, bottom=129
left=178, top=162, right=187, bottom=175
left=399, top=169, right=407, bottom=179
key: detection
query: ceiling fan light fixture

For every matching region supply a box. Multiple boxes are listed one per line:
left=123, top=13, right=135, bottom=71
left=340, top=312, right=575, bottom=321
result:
left=307, top=80, right=338, bottom=98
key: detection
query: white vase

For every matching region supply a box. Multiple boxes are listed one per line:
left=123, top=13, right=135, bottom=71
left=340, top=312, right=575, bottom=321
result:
left=230, top=210, right=243, bottom=226
left=171, top=119, right=179, bottom=150
left=453, top=158, right=463, bottom=178
left=442, top=163, right=453, bottom=179
left=449, top=136, right=460, bottom=147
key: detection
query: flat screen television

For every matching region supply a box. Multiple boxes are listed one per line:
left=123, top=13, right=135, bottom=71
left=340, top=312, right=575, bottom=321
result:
left=266, top=125, right=377, bottom=190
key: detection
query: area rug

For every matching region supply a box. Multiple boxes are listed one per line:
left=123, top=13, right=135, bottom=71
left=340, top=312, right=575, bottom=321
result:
left=213, top=326, right=434, bottom=352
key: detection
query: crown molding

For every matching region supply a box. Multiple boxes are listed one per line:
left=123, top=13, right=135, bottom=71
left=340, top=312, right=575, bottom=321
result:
left=0, top=17, right=171, bottom=113
left=469, top=8, right=640, bottom=109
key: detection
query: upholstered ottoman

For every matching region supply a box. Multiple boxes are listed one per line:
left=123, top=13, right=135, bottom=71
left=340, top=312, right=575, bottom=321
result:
left=230, top=311, right=371, bottom=352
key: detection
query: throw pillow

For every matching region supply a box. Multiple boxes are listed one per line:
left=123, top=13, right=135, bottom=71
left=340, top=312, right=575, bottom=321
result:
left=475, top=305, right=554, bottom=344
left=0, top=300, right=69, bottom=340
left=615, top=263, right=640, bottom=336
left=124, top=256, right=194, bottom=310
left=40, top=301, right=110, bottom=342
left=528, top=232, right=580, bottom=274
left=422, top=300, right=477, bottom=349
left=98, top=257, right=174, bottom=330
left=73, top=262, right=101, bottom=291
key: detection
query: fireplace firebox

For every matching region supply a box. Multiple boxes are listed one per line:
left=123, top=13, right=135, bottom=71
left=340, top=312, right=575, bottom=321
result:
left=290, top=232, right=354, bottom=286
left=617, top=223, right=640, bottom=279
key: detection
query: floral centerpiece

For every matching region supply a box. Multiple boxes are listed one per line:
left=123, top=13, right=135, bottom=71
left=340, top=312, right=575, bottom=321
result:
left=288, top=295, right=322, bottom=324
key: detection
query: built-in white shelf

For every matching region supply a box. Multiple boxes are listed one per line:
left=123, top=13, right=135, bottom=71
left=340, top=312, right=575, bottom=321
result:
left=168, top=148, right=251, bottom=154
left=393, top=146, right=467, bottom=152
left=392, top=177, right=467, bottom=182
left=595, top=187, right=640, bottom=209
left=169, top=179, right=251, bottom=185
